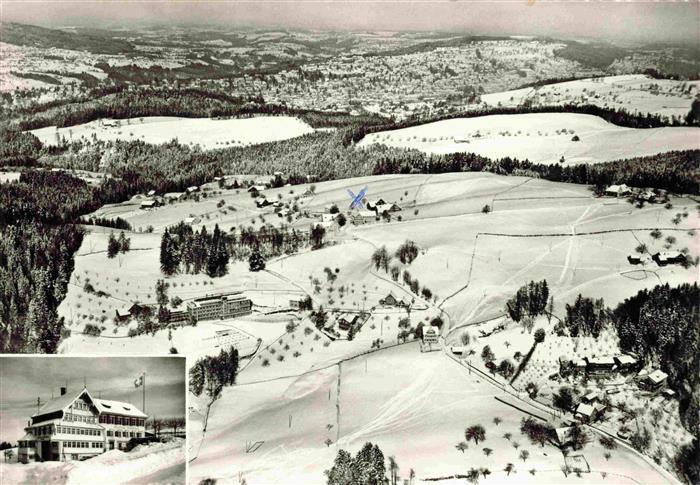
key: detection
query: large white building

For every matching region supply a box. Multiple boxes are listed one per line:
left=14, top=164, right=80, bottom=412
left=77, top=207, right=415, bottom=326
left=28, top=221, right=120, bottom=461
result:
left=186, top=292, right=252, bottom=321
left=18, top=387, right=147, bottom=463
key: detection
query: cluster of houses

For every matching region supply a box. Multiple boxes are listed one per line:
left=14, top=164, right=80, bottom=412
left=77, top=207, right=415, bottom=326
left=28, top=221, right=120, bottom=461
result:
left=627, top=250, right=686, bottom=267
left=116, top=292, right=252, bottom=326
left=350, top=198, right=402, bottom=225
left=138, top=186, right=199, bottom=210
left=558, top=354, right=673, bottom=423
left=559, top=354, right=640, bottom=376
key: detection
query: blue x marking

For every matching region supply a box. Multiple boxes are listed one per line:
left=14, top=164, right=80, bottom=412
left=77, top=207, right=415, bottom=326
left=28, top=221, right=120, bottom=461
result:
left=346, top=186, right=368, bottom=210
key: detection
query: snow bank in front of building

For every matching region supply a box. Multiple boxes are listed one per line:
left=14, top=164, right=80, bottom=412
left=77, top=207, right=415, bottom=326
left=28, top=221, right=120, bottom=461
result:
left=66, top=438, right=185, bottom=484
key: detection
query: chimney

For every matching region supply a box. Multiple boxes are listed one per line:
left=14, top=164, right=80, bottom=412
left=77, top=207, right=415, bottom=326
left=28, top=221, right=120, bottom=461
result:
left=60, top=387, right=67, bottom=396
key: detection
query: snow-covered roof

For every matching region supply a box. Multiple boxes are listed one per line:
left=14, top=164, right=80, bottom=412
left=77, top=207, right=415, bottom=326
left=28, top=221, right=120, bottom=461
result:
left=116, top=308, right=131, bottom=317
left=19, top=432, right=37, bottom=442
left=93, top=398, right=147, bottom=418
left=583, top=391, right=599, bottom=402
left=575, top=403, right=596, bottom=417
left=354, top=210, right=376, bottom=218
left=647, top=369, right=668, bottom=384
left=657, top=251, right=682, bottom=261
left=615, top=355, right=637, bottom=365
left=586, top=356, right=615, bottom=366
left=554, top=427, right=572, bottom=444
left=32, top=388, right=95, bottom=418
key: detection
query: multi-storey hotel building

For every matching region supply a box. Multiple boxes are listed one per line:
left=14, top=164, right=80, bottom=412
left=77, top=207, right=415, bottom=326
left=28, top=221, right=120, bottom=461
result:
left=186, top=292, right=252, bottom=321
left=18, top=387, right=147, bottom=462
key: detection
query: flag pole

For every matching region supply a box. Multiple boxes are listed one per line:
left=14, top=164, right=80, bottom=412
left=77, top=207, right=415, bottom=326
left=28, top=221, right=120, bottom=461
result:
left=143, top=372, right=146, bottom=414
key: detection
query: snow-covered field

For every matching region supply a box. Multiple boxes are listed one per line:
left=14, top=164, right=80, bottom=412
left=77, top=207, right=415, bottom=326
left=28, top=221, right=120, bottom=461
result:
left=29, top=116, right=315, bottom=149
left=481, top=74, right=699, bottom=120
left=0, top=439, right=185, bottom=485
left=357, top=113, right=700, bottom=165
left=190, top=343, right=674, bottom=485
left=51, top=172, right=698, bottom=483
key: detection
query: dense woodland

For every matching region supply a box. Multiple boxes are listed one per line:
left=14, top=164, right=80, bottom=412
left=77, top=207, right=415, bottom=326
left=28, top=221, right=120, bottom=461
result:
left=0, top=222, right=83, bottom=353
left=188, top=346, right=239, bottom=399
left=161, top=222, right=313, bottom=277
left=612, top=283, right=699, bottom=433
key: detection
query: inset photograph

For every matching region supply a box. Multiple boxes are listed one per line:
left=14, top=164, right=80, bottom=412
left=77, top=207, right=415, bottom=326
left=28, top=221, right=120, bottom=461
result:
left=0, top=356, right=186, bottom=484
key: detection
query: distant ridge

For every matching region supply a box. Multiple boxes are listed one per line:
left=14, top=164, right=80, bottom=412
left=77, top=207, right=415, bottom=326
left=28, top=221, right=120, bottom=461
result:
left=0, top=22, right=134, bottom=55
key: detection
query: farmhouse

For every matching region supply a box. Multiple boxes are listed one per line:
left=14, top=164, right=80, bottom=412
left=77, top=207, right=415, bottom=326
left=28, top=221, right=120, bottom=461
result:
left=146, top=190, right=156, bottom=197
left=248, top=185, right=267, bottom=194
left=366, top=198, right=386, bottom=209
left=379, top=292, right=408, bottom=307
left=186, top=186, right=200, bottom=193
left=351, top=210, right=377, bottom=225
left=337, top=313, right=359, bottom=331
left=605, top=184, right=632, bottom=197
left=255, top=196, right=271, bottom=208
left=164, top=192, right=185, bottom=202
left=581, top=391, right=600, bottom=404
left=140, top=199, right=160, bottom=210
left=575, top=403, right=599, bottom=422
left=613, top=354, right=638, bottom=372
left=183, top=216, right=201, bottom=225
left=374, top=203, right=402, bottom=214
left=652, top=251, right=685, bottom=266
left=641, top=369, right=668, bottom=390
left=584, top=356, right=616, bottom=374
left=314, top=221, right=334, bottom=230
left=115, top=307, right=131, bottom=322
left=18, top=387, right=147, bottom=463
left=627, top=254, right=642, bottom=265
left=186, top=292, right=252, bottom=322
left=321, top=213, right=337, bottom=223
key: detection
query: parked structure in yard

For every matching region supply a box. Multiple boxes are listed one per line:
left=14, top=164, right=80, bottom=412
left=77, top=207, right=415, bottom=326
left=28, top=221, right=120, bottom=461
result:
left=186, top=293, right=253, bottom=322
left=18, top=387, right=147, bottom=463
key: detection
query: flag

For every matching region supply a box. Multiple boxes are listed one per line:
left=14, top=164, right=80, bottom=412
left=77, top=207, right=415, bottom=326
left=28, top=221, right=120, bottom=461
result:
left=134, top=375, right=143, bottom=388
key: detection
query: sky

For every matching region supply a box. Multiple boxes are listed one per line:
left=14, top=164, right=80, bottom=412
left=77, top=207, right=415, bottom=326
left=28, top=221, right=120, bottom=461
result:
left=0, top=356, right=186, bottom=443
left=1, top=1, right=698, bottom=45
